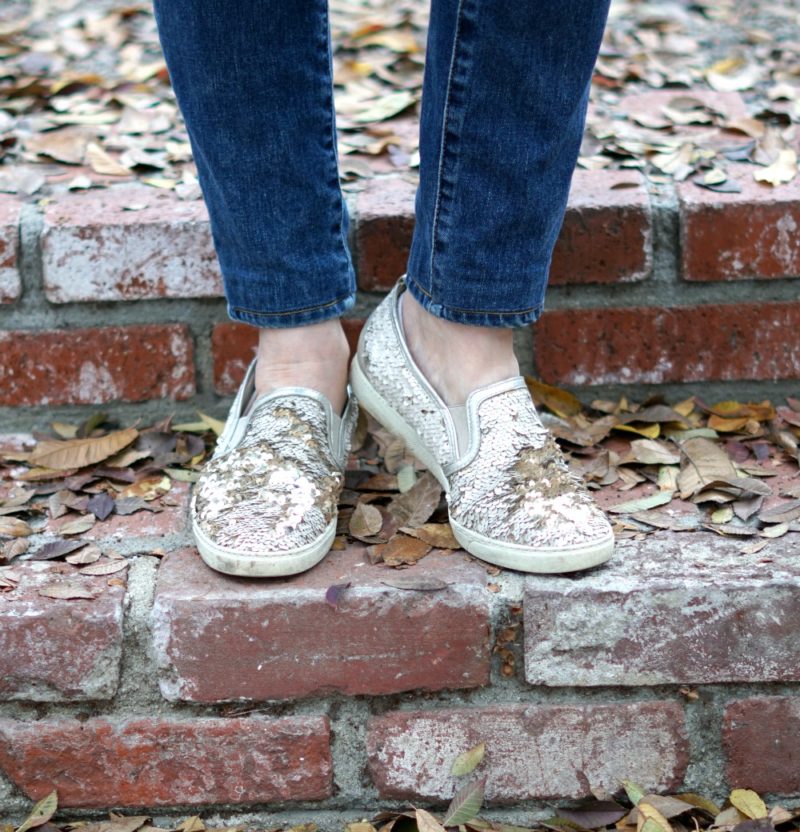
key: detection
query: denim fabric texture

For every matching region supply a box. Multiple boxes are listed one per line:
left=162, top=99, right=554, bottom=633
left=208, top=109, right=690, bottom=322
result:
left=153, top=0, right=610, bottom=328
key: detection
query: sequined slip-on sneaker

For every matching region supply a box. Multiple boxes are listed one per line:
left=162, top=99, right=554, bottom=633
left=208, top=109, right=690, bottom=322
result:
left=190, top=360, right=357, bottom=577
left=350, top=277, right=614, bottom=574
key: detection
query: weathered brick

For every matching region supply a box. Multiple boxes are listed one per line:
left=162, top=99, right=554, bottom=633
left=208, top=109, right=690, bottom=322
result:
left=678, top=169, right=800, bottom=281
left=212, top=318, right=366, bottom=395
left=151, top=546, right=491, bottom=701
left=0, top=195, right=21, bottom=304
left=549, top=170, right=652, bottom=285
left=524, top=532, right=800, bottom=686
left=355, top=176, right=417, bottom=291
left=367, top=702, right=688, bottom=802
left=0, top=715, right=332, bottom=807
left=532, top=301, right=800, bottom=386
left=0, top=324, right=195, bottom=406
left=353, top=171, right=652, bottom=290
left=0, top=561, right=124, bottom=701
left=41, top=187, right=222, bottom=302
left=723, top=697, right=800, bottom=794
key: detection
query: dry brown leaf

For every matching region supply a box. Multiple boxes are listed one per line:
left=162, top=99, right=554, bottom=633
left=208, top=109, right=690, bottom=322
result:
left=754, top=148, right=798, bottom=185
left=525, top=376, right=583, bottom=418
left=79, top=558, right=129, bottom=576
left=677, top=436, right=738, bottom=499
left=370, top=535, right=432, bottom=566
left=386, top=472, right=441, bottom=529
left=86, top=141, right=132, bottom=176
left=349, top=502, right=383, bottom=539
left=400, top=522, right=460, bottom=549
left=0, top=517, right=33, bottom=538
left=38, top=581, right=97, bottom=600
left=29, top=428, right=139, bottom=470
left=59, top=513, right=97, bottom=535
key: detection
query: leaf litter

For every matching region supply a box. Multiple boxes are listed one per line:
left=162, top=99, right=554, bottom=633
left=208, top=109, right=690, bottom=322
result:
left=2, top=384, right=800, bottom=584
left=2, top=0, right=800, bottom=198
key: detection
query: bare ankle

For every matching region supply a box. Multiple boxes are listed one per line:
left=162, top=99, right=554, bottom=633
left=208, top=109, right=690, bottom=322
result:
left=254, top=319, right=350, bottom=413
left=401, top=291, right=519, bottom=406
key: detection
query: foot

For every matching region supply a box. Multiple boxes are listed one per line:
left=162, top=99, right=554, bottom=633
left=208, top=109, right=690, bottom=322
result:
left=400, top=291, right=519, bottom=406
left=191, top=359, right=358, bottom=577
left=351, top=277, right=614, bottom=574
left=254, top=318, right=350, bottom=414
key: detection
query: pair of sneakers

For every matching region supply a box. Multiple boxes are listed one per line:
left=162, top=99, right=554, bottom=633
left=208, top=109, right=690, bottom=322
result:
left=191, top=278, right=614, bottom=577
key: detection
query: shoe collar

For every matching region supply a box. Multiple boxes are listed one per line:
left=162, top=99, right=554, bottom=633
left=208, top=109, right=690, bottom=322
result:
left=213, top=358, right=354, bottom=464
left=391, top=277, right=533, bottom=470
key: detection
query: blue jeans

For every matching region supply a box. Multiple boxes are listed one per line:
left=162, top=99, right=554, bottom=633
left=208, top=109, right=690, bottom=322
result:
left=153, top=1, right=610, bottom=328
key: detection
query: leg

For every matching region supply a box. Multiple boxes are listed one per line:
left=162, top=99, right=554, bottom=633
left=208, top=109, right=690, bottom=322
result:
left=352, top=1, right=614, bottom=572
left=403, top=0, right=611, bottom=404
left=153, top=0, right=352, bottom=411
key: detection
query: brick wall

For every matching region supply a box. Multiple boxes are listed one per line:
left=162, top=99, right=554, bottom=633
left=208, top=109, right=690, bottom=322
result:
left=2, top=156, right=799, bottom=430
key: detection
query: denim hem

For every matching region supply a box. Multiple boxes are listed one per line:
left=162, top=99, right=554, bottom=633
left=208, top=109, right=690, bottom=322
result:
left=228, top=293, right=356, bottom=328
left=404, top=273, right=544, bottom=328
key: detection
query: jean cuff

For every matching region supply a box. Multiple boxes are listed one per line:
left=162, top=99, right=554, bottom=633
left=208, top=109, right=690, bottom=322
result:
left=404, top=273, right=545, bottom=328
left=228, top=293, right=357, bottom=328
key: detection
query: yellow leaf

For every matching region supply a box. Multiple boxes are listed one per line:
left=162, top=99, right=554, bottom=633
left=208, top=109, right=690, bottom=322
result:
left=525, top=377, right=583, bottom=418
left=613, top=422, right=660, bottom=439
left=451, top=741, right=486, bottom=776
left=119, top=475, right=171, bottom=501
left=637, top=801, right=672, bottom=832
left=16, top=790, right=58, bottom=832
left=754, top=149, right=798, bottom=186
left=29, top=428, right=139, bottom=471
left=85, top=142, right=131, bottom=176
left=708, top=414, right=751, bottom=432
left=730, top=788, right=768, bottom=819
left=198, top=411, right=225, bottom=437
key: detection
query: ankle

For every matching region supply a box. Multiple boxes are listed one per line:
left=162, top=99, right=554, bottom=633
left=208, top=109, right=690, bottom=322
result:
left=254, top=319, right=350, bottom=413
left=401, top=291, right=519, bottom=406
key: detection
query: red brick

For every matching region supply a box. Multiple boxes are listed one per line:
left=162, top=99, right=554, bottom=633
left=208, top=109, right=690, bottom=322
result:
left=0, top=324, right=195, bottom=406
left=151, top=546, right=491, bottom=701
left=524, top=532, right=800, bottom=686
left=550, top=170, right=652, bottom=285
left=0, top=195, right=21, bottom=304
left=41, top=186, right=222, bottom=302
left=0, top=715, right=331, bottom=807
left=212, top=318, right=366, bottom=395
left=533, top=301, right=800, bottom=386
left=723, top=697, right=800, bottom=794
left=0, top=561, right=124, bottom=701
left=355, top=176, right=417, bottom=291
left=678, top=168, right=800, bottom=281
left=367, top=702, right=688, bottom=802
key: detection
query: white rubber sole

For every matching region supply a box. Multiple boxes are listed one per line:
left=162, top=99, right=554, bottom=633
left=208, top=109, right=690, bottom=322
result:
left=191, top=513, right=337, bottom=578
left=351, top=357, right=614, bottom=574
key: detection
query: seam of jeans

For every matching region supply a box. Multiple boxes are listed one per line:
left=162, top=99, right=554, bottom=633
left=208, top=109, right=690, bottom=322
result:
left=427, top=0, right=467, bottom=302
left=322, top=3, right=353, bottom=275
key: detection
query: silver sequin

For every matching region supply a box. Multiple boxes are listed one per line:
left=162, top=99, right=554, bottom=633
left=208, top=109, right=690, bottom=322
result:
left=192, top=394, right=354, bottom=555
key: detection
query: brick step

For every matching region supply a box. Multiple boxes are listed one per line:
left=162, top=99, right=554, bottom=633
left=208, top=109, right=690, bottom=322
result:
left=3, top=86, right=800, bottom=420
left=2, top=470, right=799, bottom=812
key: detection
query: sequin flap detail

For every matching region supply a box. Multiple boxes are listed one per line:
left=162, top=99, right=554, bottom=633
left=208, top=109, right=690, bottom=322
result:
left=192, top=395, right=346, bottom=555
left=449, top=388, right=611, bottom=548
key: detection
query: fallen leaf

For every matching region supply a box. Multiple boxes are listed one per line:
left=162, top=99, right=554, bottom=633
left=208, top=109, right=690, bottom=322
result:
left=80, top=558, right=129, bottom=576
left=415, top=809, right=446, bottom=832
left=754, top=149, right=797, bottom=186
left=30, top=539, right=87, bottom=561
left=59, top=513, right=96, bottom=535
left=16, top=790, right=58, bottom=832
left=451, top=742, right=486, bottom=776
left=525, top=377, right=583, bottom=418
left=400, top=522, right=459, bottom=549
left=65, top=544, right=102, bottom=565
left=379, top=575, right=448, bottom=591
left=86, top=141, right=131, bottom=175
left=29, top=428, right=139, bottom=470
left=0, top=516, right=32, bottom=538
left=349, top=502, right=383, bottom=539
left=677, top=437, right=738, bottom=499
left=730, top=790, right=768, bottom=820
left=325, top=582, right=350, bottom=609
left=386, top=472, right=441, bottom=529
left=38, top=581, right=97, bottom=600
left=628, top=439, right=680, bottom=465
left=370, top=536, right=431, bottom=566
left=442, top=777, right=486, bottom=827
left=608, top=491, right=674, bottom=514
